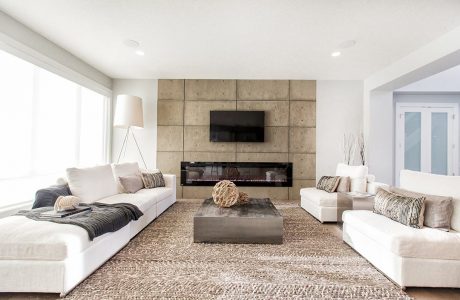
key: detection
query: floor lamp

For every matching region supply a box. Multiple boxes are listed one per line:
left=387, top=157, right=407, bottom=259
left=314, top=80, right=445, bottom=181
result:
left=114, top=95, right=148, bottom=169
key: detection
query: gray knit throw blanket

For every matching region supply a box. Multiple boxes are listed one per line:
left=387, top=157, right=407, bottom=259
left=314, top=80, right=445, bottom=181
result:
left=17, top=202, right=143, bottom=241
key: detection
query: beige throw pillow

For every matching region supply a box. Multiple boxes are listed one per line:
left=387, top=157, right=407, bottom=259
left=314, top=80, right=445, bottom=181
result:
left=390, top=187, right=453, bottom=231
left=336, top=176, right=351, bottom=193
left=119, top=175, right=144, bottom=193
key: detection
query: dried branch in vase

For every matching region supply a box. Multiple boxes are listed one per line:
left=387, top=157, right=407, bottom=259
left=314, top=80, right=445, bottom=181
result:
left=357, top=133, right=366, bottom=165
left=342, top=133, right=356, bottom=165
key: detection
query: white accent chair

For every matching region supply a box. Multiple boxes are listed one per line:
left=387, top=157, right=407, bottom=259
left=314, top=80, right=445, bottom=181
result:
left=343, top=170, right=460, bottom=288
left=300, top=163, right=384, bottom=223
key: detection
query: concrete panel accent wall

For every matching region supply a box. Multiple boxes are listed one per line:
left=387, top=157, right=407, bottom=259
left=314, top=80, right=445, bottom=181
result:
left=157, top=79, right=316, bottom=200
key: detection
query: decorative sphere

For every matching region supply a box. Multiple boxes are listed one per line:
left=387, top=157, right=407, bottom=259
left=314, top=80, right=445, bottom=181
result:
left=212, top=180, right=239, bottom=207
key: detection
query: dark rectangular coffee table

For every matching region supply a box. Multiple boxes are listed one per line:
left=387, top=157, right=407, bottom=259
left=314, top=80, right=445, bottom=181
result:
left=194, top=198, right=283, bottom=244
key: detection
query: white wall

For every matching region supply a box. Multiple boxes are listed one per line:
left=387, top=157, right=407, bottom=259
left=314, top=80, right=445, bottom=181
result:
left=112, top=79, right=157, bottom=169
left=396, top=64, right=460, bottom=93
left=0, top=10, right=111, bottom=94
left=316, top=80, right=364, bottom=180
left=368, top=91, right=394, bottom=185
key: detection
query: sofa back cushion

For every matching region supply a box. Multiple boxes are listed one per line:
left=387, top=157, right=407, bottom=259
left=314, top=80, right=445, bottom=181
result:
left=335, top=163, right=368, bottom=178
left=112, top=162, right=141, bottom=193
left=374, top=188, right=425, bottom=228
left=400, top=170, right=460, bottom=231
left=66, top=164, right=118, bottom=203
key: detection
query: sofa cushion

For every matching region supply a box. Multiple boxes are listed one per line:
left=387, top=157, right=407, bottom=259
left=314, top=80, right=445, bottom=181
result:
left=300, top=188, right=337, bottom=207
left=136, top=187, right=174, bottom=203
left=350, top=177, right=367, bottom=193
left=400, top=170, right=460, bottom=232
left=335, top=163, right=368, bottom=178
left=343, top=210, right=460, bottom=260
left=0, top=216, right=93, bottom=261
left=373, top=188, right=425, bottom=228
left=66, top=165, right=118, bottom=203
left=99, top=187, right=173, bottom=213
left=390, top=186, right=453, bottom=231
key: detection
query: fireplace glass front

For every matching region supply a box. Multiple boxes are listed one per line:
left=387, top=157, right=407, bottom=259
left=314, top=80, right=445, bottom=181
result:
left=181, top=162, right=292, bottom=187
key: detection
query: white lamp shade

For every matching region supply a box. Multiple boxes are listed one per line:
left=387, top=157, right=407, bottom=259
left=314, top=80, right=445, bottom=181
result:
left=114, top=95, right=144, bottom=128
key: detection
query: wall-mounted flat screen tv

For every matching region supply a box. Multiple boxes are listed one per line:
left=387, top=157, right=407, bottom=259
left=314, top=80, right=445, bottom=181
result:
left=210, top=111, right=265, bottom=142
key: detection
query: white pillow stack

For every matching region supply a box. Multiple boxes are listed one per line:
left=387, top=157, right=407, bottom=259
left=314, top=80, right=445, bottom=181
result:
left=66, top=164, right=119, bottom=203
left=335, top=163, right=369, bottom=193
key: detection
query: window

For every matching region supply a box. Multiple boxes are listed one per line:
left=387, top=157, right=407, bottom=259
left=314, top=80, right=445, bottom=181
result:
left=0, top=49, right=110, bottom=208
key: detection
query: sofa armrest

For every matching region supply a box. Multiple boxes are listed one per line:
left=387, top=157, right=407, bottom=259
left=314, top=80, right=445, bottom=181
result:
left=367, top=181, right=389, bottom=195
left=163, top=174, right=176, bottom=189
left=163, top=174, right=176, bottom=200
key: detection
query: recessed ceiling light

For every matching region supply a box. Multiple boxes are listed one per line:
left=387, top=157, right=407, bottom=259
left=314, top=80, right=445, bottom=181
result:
left=123, top=39, right=140, bottom=48
left=135, top=50, right=145, bottom=56
left=338, top=40, right=357, bottom=49
left=331, top=51, right=341, bottom=57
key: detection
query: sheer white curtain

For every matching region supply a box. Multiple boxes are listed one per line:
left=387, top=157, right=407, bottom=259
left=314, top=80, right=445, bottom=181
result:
left=0, top=50, right=109, bottom=208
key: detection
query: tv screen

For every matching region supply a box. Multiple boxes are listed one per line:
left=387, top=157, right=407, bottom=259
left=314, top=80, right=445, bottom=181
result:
left=210, top=111, right=264, bottom=142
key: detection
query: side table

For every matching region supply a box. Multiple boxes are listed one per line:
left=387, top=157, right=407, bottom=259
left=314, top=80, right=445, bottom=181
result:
left=337, top=192, right=375, bottom=227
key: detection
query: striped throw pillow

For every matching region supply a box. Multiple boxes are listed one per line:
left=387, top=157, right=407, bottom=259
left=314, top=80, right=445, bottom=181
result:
left=141, top=172, right=165, bottom=189
left=374, top=188, right=425, bottom=228
left=316, top=176, right=341, bottom=193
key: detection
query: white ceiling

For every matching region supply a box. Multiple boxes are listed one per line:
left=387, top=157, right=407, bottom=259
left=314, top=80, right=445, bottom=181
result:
left=1, top=0, right=460, bottom=80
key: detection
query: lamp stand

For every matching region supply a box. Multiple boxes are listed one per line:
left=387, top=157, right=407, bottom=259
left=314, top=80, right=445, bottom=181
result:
left=116, top=126, right=148, bottom=169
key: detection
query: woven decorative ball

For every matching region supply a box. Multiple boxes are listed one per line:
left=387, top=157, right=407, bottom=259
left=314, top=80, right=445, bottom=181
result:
left=237, top=192, right=250, bottom=204
left=54, top=195, right=81, bottom=212
left=212, top=180, right=239, bottom=207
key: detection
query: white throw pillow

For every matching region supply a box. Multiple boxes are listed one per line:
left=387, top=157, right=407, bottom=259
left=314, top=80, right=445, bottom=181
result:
left=66, top=164, right=118, bottom=203
left=335, top=163, right=368, bottom=178
left=112, top=162, right=141, bottom=193
left=350, top=177, right=367, bottom=193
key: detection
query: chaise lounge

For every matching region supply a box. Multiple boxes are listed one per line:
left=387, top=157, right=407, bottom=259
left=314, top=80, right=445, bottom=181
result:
left=0, top=162, right=176, bottom=296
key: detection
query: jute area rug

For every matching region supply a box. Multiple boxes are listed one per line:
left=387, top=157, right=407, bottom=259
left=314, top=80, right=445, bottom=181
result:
left=65, top=199, right=411, bottom=299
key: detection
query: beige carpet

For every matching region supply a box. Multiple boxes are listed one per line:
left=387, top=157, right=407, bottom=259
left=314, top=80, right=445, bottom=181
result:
left=65, top=200, right=410, bottom=299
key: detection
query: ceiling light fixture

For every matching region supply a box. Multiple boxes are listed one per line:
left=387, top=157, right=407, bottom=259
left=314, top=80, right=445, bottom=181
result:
left=331, top=51, right=341, bottom=57
left=338, top=40, right=357, bottom=49
left=135, top=50, right=145, bottom=56
left=123, top=39, right=140, bottom=48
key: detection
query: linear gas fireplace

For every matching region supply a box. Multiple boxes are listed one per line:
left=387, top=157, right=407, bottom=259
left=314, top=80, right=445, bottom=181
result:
left=181, top=162, right=292, bottom=187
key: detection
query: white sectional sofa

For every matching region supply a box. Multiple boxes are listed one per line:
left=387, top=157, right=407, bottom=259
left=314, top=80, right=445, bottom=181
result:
left=0, top=163, right=176, bottom=296
left=343, top=170, right=460, bottom=288
left=300, top=163, right=384, bottom=223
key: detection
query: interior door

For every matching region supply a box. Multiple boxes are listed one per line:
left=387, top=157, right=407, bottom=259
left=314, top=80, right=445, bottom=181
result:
left=395, top=103, right=459, bottom=183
